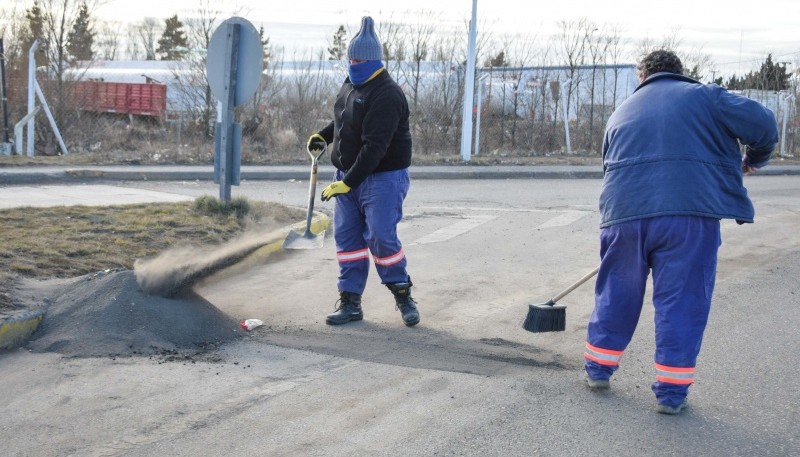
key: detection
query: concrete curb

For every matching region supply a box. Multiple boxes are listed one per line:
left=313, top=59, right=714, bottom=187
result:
left=245, top=211, right=332, bottom=261
left=0, top=310, right=45, bottom=351
left=2, top=163, right=799, bottom=185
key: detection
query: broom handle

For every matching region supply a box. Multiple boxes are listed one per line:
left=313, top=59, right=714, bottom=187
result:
left=552, top=266, right=600, bottom=303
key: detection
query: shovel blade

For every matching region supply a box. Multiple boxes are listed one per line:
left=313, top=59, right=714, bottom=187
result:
left=283, top=229, right=325, bottom=250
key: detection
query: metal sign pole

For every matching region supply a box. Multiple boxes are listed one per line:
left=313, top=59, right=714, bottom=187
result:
left=216, top=23, right=240, bottom=202
left=207, top=16, right=263, bottom=201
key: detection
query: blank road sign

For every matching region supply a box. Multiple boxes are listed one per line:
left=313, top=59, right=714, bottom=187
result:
left=206, top=17, right=263, bottom=107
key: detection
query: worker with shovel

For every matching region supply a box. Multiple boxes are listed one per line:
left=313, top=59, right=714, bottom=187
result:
left=584, top=49, right=778, bottom=414
left=307, top=16, right=419, bottom=327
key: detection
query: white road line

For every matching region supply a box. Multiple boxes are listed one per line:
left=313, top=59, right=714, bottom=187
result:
left=411, top=205, right=594, bottom=213
left=535, top=211, right=590, bottom=229
left=408, top=215, right=497, bottom=245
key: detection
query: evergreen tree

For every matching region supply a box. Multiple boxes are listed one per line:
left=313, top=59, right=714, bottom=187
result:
left=259, top=26, right=272, bottom=70
left=22, top=1, right=47, bottom=67
left=485, top=51, right=508, bottom=68
left=685, top=64, right=702, bottom=81
left=725, top=74, right=745, bottom=90
left=156, top=15, right=188, bottom=60
left=724, top=54, right=791, bottom=91
left=67, top=2, right=95, bottom=62
left=752, top=54, right=790, bottom=91
left=327, top=25, right=347, bottom=61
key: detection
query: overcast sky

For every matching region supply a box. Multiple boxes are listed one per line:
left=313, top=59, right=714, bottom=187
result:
left=95, top=0, right=800, bottom=78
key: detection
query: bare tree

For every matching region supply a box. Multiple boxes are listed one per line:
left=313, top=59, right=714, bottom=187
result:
left=95, top=20, right=120, bottom=60
left=634, top=28, right=683, bottom=62
left=585, top=26, right=608, bottom=153
left=604, top=24, right=626, bottom=111
left=399, top=10, right=438, bottom=110
left=376, top=13, right=406, bottom=75
left=25, top=0, right=101, bottom=153
left=277, top=51, right=339, bottom=151
left=135, top=17, right=161, bottom=61
left=555, top=17, right=595, bottom=152
left=412, top=34, right=462, bottom=154
left=182, top=0, right=224, bottom=137
left=634, top=29, right=712, bottom=81
left=518, top=41, right=560, bottom=153
left=504, top=32, right=539, bottom=151
left=0, top=2, right=28, bottom=72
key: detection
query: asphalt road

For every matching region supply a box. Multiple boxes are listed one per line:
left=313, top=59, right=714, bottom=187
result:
left=1, top=176, right=799, bottom=456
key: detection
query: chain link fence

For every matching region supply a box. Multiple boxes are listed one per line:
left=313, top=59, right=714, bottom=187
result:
left=1, top=58, right=797, bottom=162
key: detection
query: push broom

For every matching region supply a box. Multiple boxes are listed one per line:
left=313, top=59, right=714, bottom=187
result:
left=522, top=266, right=599, bottom=333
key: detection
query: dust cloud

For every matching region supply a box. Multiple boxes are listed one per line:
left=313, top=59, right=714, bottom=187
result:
left=134, top=228, right=288, bottom=297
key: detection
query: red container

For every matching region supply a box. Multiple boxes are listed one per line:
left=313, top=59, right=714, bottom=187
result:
left=72, top=81, right=167, bottom=119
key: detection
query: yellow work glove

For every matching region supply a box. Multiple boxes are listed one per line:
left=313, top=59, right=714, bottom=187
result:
left=321, top=181, right=351, bottom=201
left=307, top=133, right=326, bottom=153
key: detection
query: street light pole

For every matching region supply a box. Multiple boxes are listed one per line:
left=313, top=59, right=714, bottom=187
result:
left=459, top=0, right=478, bottom=162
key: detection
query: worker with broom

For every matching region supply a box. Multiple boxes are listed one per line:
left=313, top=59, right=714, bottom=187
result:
left=306, top=16, right=419, bottom=327
left=584, top=49, right=778, bottom=414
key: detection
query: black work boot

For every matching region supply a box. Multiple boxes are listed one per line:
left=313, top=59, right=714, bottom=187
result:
left=326, top=291, right=363, bottom=325
left=386, top=279, right=420, bottom=327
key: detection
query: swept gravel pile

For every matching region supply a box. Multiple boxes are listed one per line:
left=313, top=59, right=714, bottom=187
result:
left=26, top=269, right=241, bottom=357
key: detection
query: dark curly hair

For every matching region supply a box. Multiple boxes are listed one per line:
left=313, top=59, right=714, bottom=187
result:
left=637, top=49, right=684, bottom=79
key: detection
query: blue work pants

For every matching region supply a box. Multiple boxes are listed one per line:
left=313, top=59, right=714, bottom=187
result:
left=585, top=215, right=721, bottom=407
left=333, top=169, right=410, bottom=294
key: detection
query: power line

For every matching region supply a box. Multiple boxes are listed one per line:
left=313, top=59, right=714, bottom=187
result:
left=716, top=50, right=800, bottom=68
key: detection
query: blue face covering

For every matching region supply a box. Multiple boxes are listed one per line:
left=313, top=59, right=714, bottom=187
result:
left=348, top=60, right=384, bottom=85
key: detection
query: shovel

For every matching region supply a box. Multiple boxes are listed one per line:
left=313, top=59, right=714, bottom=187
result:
left=283, top=143, right=327, bottom=249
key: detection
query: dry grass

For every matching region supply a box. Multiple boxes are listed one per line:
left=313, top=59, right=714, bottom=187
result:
left=0, top=197, right=304, bottom=310
left=0, top=150, right=608, bottom=167
left=6, top=147, right=797, bottom=167
left=0, top=137, right=611, bottom=167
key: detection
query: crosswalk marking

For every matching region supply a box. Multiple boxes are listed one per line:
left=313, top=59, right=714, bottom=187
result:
left=408, top=215, right=497, bottom=245
left=535, top=211, right=589, bottom=229
left=400, top=208, right=592, bottom=246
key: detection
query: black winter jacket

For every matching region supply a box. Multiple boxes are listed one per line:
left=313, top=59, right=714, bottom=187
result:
left=317, top=69, right=412, bottom=189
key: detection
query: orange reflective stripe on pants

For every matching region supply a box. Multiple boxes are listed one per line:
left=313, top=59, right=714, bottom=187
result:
left=654, top=363, right=694, bottom=385
left=584, top=342, right=623, bottom=367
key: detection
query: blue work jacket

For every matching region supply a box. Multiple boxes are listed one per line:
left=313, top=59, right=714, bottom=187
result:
left=600, top=72, right=779, bottom=227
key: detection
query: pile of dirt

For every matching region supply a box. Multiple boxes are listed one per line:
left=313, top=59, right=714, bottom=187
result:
left=25, top=269, right=241, bottom=357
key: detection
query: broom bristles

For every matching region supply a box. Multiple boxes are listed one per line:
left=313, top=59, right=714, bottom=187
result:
left=522, top=300, right=566, bottom=333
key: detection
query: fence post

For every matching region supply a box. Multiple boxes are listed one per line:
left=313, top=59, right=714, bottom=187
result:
left=561, top=78, right=572, bottom=154
left=27, top=39, right=40, bottom=156
left=1, top=38, right=11, bottom=147
left=780, top=93, right=794, bottom=158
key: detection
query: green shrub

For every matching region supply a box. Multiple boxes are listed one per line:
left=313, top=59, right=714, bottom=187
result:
left=193, top=195, right=251, bottom=219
